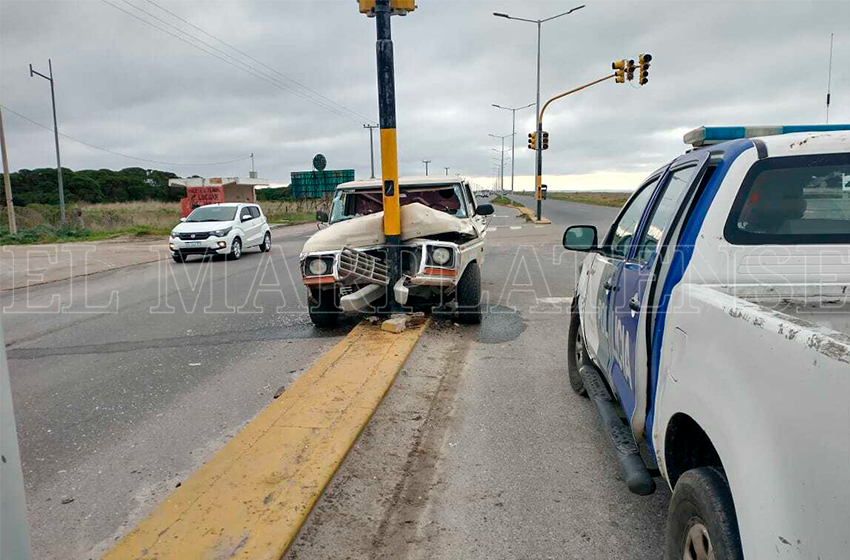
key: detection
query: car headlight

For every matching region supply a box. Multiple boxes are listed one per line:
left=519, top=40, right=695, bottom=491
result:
left=431, top=247, right=452, bottom=266
left=211, top=226, right=233, bottom=237
left=308, top=258, right=330, bottom=276
left=171, top=230, right=179, bottom=238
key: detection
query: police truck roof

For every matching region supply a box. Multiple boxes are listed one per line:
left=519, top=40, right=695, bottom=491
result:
left=684, top=124, right=850, bottom=147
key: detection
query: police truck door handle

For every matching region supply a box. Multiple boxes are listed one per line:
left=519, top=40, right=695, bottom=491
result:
left=629, top=295, right=641, bottom=311
left=604, top=278, right=617, bottom=291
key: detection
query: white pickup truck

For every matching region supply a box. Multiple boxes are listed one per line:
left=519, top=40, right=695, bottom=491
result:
left=563, top=125, right=850, bottom=559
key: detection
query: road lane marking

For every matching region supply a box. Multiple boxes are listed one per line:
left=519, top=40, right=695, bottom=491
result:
left=103, top=320, right=428, bottom=560
left=510, top=226, right=522, bottom=230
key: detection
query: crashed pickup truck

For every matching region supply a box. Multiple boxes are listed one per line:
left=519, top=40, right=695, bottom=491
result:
left=564, top=125, right=850, bottom=559
left=300, top=176, right=494, bottom=327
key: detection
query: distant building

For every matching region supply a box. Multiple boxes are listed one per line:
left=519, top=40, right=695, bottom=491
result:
left=168, top=177, right=270, bottom=217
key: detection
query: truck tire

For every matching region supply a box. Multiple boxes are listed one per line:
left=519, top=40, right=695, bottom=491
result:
left=664, top=467, right=743, bottom=560
left=455, top=262, right=482, bottom=324
left=567, top=299, right=589, bottom=397
left=309, top=288, right=340, bottom=329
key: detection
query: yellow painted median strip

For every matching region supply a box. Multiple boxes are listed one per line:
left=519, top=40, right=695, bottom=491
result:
left=103, top=320, right=428, bottom=560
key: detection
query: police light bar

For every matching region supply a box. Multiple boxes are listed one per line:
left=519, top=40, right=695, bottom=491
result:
left=684, top=124, right=850, bottom=147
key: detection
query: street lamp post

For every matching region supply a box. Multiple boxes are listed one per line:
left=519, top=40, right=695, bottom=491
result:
left=422, top=159, right=431, bottom=176
left=492, top=102, right=533, bottom=193
left=489, top=133, right=510, bottom=192
left=29, top=59, right=66, bottom=223
left=494, top=5, right=585, bottom=220
left=363, top=124, right=378, bottom=178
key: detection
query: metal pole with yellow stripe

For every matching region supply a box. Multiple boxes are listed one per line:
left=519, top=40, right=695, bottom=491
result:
left=359, top=0, right=415, bottom=309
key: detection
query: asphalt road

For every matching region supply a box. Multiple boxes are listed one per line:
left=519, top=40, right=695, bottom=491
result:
left=286, top=198, right=671, bottom=560
left=3, top=222, right=355, bottom=560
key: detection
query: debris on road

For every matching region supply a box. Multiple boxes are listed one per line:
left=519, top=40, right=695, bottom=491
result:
left=381, top=315, right=408, bottom=334
left=61, top=496, right=74, bottom=505
left=273, top=386, right=287, bottom=399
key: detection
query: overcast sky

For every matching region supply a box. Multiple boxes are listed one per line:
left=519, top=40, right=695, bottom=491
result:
left=1, top=0, right=848, bottom=191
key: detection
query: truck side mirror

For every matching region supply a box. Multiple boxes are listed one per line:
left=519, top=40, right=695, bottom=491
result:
left=563, top=225, right=598, bottom=252
left=475, top=203, right=494, bottom=216
left=316, top=210, right=329, bottom=223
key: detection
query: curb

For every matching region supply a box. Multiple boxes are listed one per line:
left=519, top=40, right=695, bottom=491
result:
left=102, top=319, right=429, bottom=560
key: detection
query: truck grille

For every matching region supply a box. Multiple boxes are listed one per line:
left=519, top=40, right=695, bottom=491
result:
left=179, top=232, right=211, bottom=240
left=338, top=247, right=390, bottom=286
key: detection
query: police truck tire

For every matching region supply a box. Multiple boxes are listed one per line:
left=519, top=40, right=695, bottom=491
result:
left=309, top=289, right=340, bottom=329
left=567, top=299, right=589, bottom=397
left=455, top=262, right=482, bottom=324
left=664, top=467, right=744, bottom=560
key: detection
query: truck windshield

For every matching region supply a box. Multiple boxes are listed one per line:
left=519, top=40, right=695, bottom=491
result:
left=725, top=153, right=850, bottom=244
left=329, top=184, right=469, bottom=223
left=186, top=206, right=238, bottom=222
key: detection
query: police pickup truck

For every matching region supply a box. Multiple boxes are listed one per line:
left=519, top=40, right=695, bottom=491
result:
left=563, top=125, right=849, bottom=559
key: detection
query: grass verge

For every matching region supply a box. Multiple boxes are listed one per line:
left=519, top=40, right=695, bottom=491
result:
left=0, top=224, right=171, bottom=245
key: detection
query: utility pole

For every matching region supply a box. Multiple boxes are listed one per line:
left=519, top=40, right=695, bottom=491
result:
left=826, top=33, right=834, bottom=123
left=489, top=133, right=510, bottom=192
left=422, top=159, right=431, bottom=176
left=359, top=0, right=416, bottom=310
left=29, top=59, right=66, bottom=223
left=249, top=153, right=257, bottom=178
left=0, top=108, right=18, bottom=234
left=444, top=166, right=450, bottom=176
left=492, top=102, right=533, bottom=193
left=363, top=123, right=378, bottom=178
left=494, top=5, right=585, bottom=220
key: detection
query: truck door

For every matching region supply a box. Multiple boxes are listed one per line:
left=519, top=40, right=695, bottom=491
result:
left=608, top=152, right=710, bottom=417
left=581, top=179, right=658, bottom=379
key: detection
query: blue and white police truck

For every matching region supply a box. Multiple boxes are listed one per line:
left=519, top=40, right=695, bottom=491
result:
left=564, top=125, right=850, bottom=559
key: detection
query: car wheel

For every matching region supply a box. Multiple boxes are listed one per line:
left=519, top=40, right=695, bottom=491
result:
left=309, top=288, right=340, bottom=328
left=455, top=262, right=482, bottom=324
left=229, top=238, right=242, bottom=260
left=172, top=252, right=186, bottom=263
left=567, top=298, right=590, bottom=396
left=664, top=467, right=744, bottom=560
left=260, top=232, right=272, bottom=252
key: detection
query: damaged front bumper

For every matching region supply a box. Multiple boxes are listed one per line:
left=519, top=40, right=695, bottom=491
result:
left=300, top=241, right=460, bottom=313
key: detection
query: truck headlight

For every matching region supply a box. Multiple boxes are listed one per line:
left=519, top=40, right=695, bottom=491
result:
left=308, top=258, right=330, bottom=276
left=431, top=247, right=452, bottom=266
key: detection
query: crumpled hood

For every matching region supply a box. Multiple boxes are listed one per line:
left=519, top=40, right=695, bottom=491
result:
left=302, top=203, right=476, bottom=253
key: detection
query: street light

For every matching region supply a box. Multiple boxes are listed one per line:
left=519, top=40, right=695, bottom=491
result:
left=489, top=133, right=511, bottom=192
left=492, top=102, right=533, bottom=193
left=494, top=4, right=585, bottom=220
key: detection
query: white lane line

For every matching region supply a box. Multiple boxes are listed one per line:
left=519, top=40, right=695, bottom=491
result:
left=494, top=214, right=510, bottom=218
left=490, top=227, right=498, bottom=232
left=510, top=226, right=522, bottom=230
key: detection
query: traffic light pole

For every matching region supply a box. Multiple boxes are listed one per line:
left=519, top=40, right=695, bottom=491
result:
left=374, top=0, right=402, bottom=310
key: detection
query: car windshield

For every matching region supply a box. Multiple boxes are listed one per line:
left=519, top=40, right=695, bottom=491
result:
left=186, top=206, right=238, bottom=223
left=330, top=184, right=469, bottom=223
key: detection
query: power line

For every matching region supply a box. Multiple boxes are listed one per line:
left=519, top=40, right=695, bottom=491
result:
left=1, top=104, right=250, bottom=167
left=101, top=0, right=374, bottom=126
left=144, top=0, right=376, bottom=125
left=104, top=0, right=358, bottom=123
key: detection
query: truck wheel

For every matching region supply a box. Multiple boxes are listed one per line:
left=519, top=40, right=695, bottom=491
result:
left=664, top=467, right=743, bottom=560
left=567, top=299, right=589, bottom=396
left=309, top=288, right=340, bottom=328
left=455, top=262, right=482, bottom=324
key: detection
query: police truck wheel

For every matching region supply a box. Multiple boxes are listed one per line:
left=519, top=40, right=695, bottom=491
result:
left=567, top=299, right=589, bottom=396
left=664, top=467, right=744, bottom=560
left=455, top=262, right=482, bottom=324
left=309, top=288, right=340, bottom=329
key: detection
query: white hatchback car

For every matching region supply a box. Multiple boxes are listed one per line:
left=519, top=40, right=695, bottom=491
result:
left=169, top=203, right=272, bottom=263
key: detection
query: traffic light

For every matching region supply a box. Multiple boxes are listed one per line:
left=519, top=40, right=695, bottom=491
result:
left=358, top=0, right=416, bottom=17
left=612, top=59, right=626, bottom=83
left=625, top=59, right=636, bottom=82
left=541, top=184, right=548, bottom=200
left=638, top=53, right=652, bottom=85
left=541, top=131, right=549, bottom=150
left=528, top=132, right=537, bottom=150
